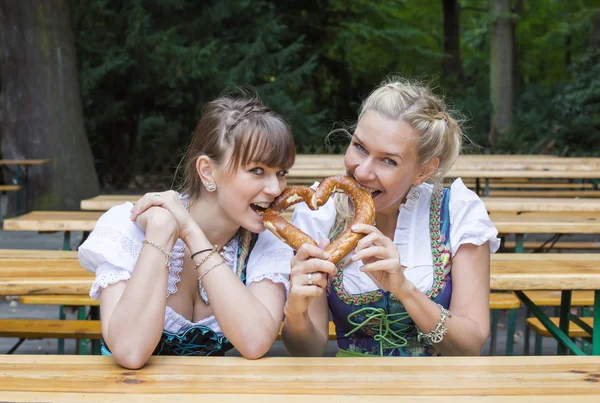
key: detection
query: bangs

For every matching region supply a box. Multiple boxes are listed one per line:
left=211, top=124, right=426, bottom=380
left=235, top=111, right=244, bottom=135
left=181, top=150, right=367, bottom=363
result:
left=227, top=118, right=296, bottom=171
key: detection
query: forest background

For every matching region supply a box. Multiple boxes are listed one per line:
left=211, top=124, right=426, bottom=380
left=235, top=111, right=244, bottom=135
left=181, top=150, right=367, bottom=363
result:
left=1, top=0, right=599, bottom=208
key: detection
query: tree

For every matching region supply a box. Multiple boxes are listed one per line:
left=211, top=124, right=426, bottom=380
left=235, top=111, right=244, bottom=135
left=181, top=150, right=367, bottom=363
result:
left=0, top=0, right=99, bottom=210
left=442, top=0, right=463, bottom=82
left=488, top=0, right=514, bottom=146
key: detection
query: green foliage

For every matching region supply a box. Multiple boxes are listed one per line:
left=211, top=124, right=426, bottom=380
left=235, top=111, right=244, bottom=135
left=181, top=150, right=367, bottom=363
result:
left=71, top=0, right=600, bottom=190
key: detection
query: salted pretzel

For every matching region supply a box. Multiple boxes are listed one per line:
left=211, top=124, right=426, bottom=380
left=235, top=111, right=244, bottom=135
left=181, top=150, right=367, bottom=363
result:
left=261, top=175, right=375, bottom=265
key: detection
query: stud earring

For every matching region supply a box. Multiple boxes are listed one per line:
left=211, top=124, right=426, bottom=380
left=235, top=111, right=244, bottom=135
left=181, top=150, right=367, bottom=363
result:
left=205, top=182, right=217, bottom=192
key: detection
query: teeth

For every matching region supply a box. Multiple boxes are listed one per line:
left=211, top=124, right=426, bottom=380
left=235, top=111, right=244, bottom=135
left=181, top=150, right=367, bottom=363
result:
left=357, top=183, right=379, bottom=194
left=252, top=202, right=271, bottom=209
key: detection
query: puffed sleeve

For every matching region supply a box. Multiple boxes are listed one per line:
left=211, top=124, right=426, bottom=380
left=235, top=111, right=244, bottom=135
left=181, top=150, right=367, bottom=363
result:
left=78, top=202, right=144, bottom=299
left=245, top=182, right=337, bottom=293
left=449, top=178, right=501, bottom=255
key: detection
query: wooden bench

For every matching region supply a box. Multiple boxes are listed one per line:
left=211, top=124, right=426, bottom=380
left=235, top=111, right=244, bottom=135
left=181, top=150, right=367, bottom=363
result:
left=504, top=240, right=600, bottom=250
left=527, top=317, right=593, bottom=339
left=0, top=319, right=337, bottom=354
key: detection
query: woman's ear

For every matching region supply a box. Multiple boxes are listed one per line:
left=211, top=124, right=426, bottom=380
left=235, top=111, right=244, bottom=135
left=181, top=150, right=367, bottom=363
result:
left=414, top=157, right=440, bottom=185
left=195, top=155, right=215, bottom=186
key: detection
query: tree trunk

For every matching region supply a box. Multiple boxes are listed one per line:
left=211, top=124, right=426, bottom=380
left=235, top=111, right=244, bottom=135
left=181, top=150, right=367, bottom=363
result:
left=590, top=8, right=600, bottom=50
left=442, top=0, right=463, bottom=82
left=488, top=0, right=514, bottom=147
left=0, top=0, right=99, bottom=210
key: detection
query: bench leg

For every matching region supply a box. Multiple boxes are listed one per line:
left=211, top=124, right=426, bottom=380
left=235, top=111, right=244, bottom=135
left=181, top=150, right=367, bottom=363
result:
left=489, top=310, right=498, bottom=355
left=63, top=231, right=71, bottom=251
left=505, top=308, right=517, bottom=356
left=557, top=291, right=572, bottom=355
left=524, top=307, right=531, bottom=355
left=6, top=338, right=26, bottom=354
left=593, top=290, right=600, bottom=355
left=535, top=333, right=542, bottom=355
left=57, top=305, right=65, bottom=354
left=77, top=307, right=90, bottom=355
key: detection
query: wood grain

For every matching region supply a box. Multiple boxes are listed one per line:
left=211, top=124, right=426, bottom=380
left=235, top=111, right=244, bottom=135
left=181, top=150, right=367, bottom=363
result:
left=0, top=355, right=599, bottom=400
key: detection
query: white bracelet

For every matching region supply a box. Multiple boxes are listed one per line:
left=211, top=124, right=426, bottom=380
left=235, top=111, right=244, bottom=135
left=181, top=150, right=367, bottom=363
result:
left=417, top=303, right=452, bottom=345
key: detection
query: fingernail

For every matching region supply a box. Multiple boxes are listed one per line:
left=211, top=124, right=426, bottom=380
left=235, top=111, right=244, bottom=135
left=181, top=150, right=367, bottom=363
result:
left=351, top=225, right=357, bottom=231
left=323, top=252, right=330, bottom=259
left=351, top=254, right=358, bottom=261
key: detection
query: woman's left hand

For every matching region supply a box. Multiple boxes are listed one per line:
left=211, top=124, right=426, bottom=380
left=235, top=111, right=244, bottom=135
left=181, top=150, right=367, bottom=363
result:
left=350, top=224, right=409, bottom=296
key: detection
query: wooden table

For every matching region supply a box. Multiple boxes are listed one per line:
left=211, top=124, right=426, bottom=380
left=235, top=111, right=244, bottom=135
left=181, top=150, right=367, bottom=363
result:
left=80, top=195, right=600, bottom=213
left=0, top=159, right=51, bottom=212
left=2, top=252, right=600, bottom=355
left=0, top=355, right=599, bottom=401
left=2, top=211, right=103, bottom=249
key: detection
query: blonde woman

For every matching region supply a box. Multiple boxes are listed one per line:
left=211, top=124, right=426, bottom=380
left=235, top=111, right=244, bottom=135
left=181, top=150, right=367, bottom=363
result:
left=275, top=78, right=500, bottom=357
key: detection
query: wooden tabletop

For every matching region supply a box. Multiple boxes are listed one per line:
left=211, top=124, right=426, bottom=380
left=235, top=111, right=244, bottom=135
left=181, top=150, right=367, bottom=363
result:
left=1, top=253, right=600, bottom=296
left=6, top=209, right=600, bottom=235
left=80, top=195, right=600, bottom=213
left=0, top=355, right=599, bottom=401
left=489, top=211, right=600, bottom=234
left=80, top=195, right=139, bottom=210
left=0, top=159, right=51, bottom=166
left=2, top=211, right=103, bottom=231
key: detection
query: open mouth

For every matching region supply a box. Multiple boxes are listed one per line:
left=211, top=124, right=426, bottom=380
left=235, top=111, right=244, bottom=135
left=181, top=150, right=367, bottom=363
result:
left=355, top=181, right=382, bottom=199
left=250, top=202, right=271, bottom=216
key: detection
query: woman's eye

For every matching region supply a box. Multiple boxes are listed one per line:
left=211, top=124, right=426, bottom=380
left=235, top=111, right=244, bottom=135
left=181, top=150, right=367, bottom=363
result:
left=250, top=168, right=264, bottom=175
left=354, top=142, right=367, bottom=154
left=277, top=170, right=289, bottom=177
left=383, top=158, right=397, bottom=166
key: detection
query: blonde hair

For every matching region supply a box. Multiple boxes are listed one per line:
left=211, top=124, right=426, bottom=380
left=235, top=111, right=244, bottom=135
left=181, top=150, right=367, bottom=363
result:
left=329, top=77, right=464, bottom=240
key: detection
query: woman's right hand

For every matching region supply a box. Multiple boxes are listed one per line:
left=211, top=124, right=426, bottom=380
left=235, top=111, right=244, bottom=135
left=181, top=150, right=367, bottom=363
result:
left=134, top=206, right=179, bottom=241
left=284, top=241, right=336, bottom=317
left=130, top=191, right=197, bottom=241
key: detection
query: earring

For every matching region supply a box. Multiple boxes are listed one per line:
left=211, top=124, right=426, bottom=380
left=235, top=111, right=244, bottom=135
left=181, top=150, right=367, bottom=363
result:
left=205, top=182, right=217, bottom=192
left=409, top=186, right=422, bottom=200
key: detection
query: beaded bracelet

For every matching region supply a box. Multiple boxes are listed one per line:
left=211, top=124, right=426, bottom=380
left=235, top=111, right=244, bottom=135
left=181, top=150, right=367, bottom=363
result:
left=417, top=303, right=452, bottom=345
left=142, top=239, right=173, bottom=270
left=192, top=245, right=218, bottom=271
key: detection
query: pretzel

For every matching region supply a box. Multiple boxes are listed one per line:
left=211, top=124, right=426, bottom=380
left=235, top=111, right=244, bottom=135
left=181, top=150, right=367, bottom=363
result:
left=261, top=175, right=375, bottom=265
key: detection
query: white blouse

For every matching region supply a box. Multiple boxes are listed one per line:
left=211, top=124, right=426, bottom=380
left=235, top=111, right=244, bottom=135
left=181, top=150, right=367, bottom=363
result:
left=251, top=178, right=500, bottom=296
left=78, top=202, right=290, bottom=336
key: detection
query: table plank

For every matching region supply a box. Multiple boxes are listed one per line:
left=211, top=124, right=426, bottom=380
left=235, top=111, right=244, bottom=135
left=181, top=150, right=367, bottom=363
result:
left=3, top=211, right=103, bottom=231
left=490, top=211, right=600, bottom=234
left=2, top=254, right=600, bottom=295
left=0, top=355, right=599, bottom=400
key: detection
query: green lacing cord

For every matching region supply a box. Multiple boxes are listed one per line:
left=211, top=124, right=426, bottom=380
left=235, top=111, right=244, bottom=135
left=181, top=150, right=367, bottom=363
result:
left=344, top=307, right=411, bottom=356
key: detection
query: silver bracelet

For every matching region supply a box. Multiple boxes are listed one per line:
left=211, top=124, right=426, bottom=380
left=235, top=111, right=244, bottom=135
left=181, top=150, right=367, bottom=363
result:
left=417, top=303, right=452, bottom=345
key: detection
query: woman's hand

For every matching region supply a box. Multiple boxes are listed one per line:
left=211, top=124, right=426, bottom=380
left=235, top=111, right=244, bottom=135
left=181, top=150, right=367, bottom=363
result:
left=130, top=191, right=198, bottom=241
left=351, top=224, right=410, bottom=296
left=134, top=206, right=179, bottom=241
left=284, top=241, right=336, bottom=317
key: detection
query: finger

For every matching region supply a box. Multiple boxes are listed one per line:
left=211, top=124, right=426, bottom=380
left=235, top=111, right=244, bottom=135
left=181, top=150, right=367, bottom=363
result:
left=359, top=259, right=400, bottom=273
left=294, top=259, right=336, bottom=277
left=354, top=233, right=381, bottom=252
left=130, top=193, right=166, bottom=220
left=301, top=272, right=328, bottom=289
left=318, top=238, right=331, bottom=250
left=351, top=223, right=378, bottom=235
left=289, top=285, right=325, bottom=298
left=293, top=243, right=330, bottom=263
left=352, top=246, right=392, bottom=262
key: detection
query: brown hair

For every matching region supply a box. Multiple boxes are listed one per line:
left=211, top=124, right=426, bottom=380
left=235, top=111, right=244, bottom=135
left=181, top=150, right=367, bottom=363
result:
left=180, top=91, right=295, bottom=198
